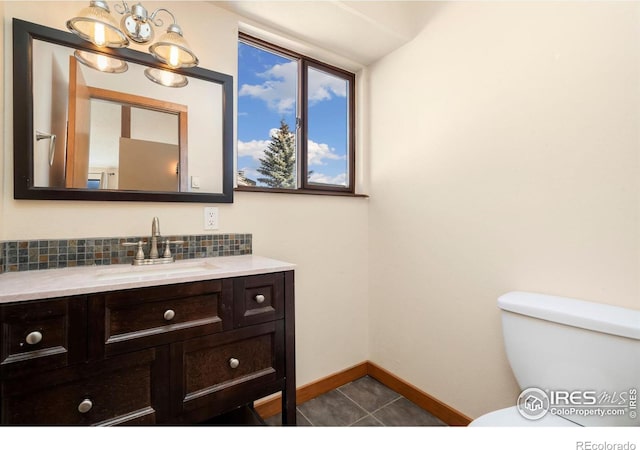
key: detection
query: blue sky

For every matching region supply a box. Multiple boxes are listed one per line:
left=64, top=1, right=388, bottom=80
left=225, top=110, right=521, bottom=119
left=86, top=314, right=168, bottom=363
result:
left=237, top=41, right=349, bottom=187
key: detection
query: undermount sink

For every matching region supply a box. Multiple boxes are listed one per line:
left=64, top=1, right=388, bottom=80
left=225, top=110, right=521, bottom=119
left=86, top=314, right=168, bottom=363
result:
left=95, top=260, right=219, bottom=281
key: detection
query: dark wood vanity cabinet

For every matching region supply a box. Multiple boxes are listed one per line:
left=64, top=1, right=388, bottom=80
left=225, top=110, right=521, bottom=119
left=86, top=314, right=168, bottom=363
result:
left=172, top=321, right=284, bottom=423
left=89, top=279, right=234, bottom=359
left=2, top=348, right=164, bottom=425
left=0, top=271, right=295, bottom=426
left=0, top=296, right=87, bottom=377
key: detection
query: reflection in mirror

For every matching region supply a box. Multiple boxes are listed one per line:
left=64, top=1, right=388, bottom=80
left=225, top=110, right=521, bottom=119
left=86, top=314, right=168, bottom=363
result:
left=32, top=39, right=220, bottom=193
left=86, top=96, right=182, bottom=192
left=14, top=18, right=234, bottom=203
left=74, top=50, right=128, bottom=73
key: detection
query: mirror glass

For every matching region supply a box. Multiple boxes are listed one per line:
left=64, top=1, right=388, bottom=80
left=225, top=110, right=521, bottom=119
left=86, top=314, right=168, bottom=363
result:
left=14, top=19, right=233, bottom=203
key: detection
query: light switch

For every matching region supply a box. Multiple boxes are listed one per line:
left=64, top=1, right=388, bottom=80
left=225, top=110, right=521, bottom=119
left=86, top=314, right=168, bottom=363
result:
left=191, top=176, right=200, bottom=189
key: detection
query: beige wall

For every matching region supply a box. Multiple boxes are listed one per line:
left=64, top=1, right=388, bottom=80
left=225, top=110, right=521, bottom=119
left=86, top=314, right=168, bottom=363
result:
left=368, top=2, right=640, bottom=419
left=1, top=2, right=369, bottom=388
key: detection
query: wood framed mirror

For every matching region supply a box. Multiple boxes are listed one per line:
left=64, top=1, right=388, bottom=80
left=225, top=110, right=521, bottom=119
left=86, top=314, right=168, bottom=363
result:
left=13, top=18, right=234, bottom=203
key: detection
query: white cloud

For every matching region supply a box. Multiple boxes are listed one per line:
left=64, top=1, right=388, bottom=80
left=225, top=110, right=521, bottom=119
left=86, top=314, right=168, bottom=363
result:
left=308, top=68, right=347, bottom=104
left=308, top=139, right=345, bottom=166
left=308, top=171, right=347, bottom=187
left=239, top=134, right=343, bottom=169
left=238, top=128, right=281, bottom=161
left=237, top=139, right=269, bottom=161
left=239, top=61, right=297, bottom=114
left=239, top=62, right=347, bottom=113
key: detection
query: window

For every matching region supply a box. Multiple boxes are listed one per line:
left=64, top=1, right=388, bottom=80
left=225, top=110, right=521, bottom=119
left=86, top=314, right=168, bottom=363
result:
left=237, top=33, right=355, bottom=194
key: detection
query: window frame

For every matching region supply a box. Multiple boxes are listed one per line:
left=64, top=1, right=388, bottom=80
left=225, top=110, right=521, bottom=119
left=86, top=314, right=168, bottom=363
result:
left=236, top=33, right=357, bottom=195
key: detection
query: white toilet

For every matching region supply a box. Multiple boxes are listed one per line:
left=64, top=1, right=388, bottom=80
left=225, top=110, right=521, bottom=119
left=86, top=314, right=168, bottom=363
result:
left=470, top=291, right=640, bottom=427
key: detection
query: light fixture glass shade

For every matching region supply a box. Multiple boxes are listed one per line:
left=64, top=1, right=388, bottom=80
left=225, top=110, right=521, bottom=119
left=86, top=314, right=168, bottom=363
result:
left=144, top=67, right=188, bottom=88
left=74, top=50, right=128, bottom=73
left=66, top=1, right=129, bottom=48
left=149, top=27, right=199, bottom=68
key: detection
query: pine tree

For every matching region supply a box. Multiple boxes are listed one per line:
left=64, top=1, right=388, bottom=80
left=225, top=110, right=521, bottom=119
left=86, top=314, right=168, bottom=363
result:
left=257, top=120, right=296, bottom=188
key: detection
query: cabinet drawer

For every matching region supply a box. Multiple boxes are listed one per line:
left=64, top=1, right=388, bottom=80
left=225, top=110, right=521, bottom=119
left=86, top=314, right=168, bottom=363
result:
left=0, top=297, right=85, bottom=376
left=1, top=349, right=159, bottom=425
left=91, top=280, right=232, bottom=357
left=234, top=273, right=284, bottom=328
left=173, top=321, right=284, bottom=420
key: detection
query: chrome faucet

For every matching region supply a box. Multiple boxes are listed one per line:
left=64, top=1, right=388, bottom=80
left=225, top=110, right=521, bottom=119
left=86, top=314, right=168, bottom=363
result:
left=150, top=216, right=161, bottom=259
left=122, top=217, right=184, bottom=265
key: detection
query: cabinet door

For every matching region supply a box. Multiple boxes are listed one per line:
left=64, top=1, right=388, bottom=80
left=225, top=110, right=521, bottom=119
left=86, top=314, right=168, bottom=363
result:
left=0, top=348, right=167, bottom=425
left=171, top=321, right=285, bottom=423
left=0, top=296, right=86, bottom=377
left=233, top=273, right=284, bottom=328
left=90, top=279, right=232, bottom=358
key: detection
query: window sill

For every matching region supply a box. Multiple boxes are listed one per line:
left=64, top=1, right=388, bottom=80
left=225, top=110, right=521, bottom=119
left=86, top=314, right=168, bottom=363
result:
left=234, top=186, right=369, bottom=198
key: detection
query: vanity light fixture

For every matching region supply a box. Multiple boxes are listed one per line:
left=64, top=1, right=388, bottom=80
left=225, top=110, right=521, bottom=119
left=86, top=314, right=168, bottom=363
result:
left=66, top=1, right=128, bottom=48
left=67, top=1, right=199, bottom=69
left=74, top=49, right=129, bottom=73
left=148, top=20, right=199, bottom=68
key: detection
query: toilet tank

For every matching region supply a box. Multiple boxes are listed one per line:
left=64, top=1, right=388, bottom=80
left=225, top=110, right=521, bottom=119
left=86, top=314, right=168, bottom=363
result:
left=498, top=291, right=640, bottom=427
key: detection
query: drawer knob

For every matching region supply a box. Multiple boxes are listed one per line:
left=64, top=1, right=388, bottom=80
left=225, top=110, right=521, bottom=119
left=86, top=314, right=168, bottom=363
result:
left=255, top=294, right=265, bottom=304
left=229, top=358, right=240, bottom=369
left=78, top=399, right=93, bottom=414
left=25, top=331, right=43, bottom=345
left=164, top=309, right=175, bottom=321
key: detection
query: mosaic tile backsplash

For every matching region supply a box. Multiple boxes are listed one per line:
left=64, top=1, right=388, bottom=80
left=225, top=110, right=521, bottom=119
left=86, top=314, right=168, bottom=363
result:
left=0, top=234, right=252, bottom=273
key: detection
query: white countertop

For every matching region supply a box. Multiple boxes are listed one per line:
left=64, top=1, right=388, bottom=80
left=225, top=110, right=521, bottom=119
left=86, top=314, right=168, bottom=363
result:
left=0, top=255, right=295, bottom=304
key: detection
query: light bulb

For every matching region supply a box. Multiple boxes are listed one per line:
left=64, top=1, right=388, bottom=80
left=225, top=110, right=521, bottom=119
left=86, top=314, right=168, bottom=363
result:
left=94, top=22, right=106, bottom=47
left=160, top=71, right=173, bottom=85
left=96, top=54, right=109, bottom=71
left=144, top=68, right=188, bottom=88
left=168, top=45, right=180, bottom=68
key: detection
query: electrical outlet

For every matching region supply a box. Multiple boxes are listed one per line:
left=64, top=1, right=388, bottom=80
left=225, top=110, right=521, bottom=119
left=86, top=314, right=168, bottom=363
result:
left=204, top=207, right=219, bottom=230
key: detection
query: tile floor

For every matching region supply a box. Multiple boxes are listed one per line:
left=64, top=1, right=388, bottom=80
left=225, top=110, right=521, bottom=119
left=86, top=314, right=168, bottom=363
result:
left=264, top=376, right=447, bottom=426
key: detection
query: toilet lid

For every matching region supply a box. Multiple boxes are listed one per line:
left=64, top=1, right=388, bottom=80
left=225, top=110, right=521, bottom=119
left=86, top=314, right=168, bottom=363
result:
left=469, top=406, right=581, bottom=427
